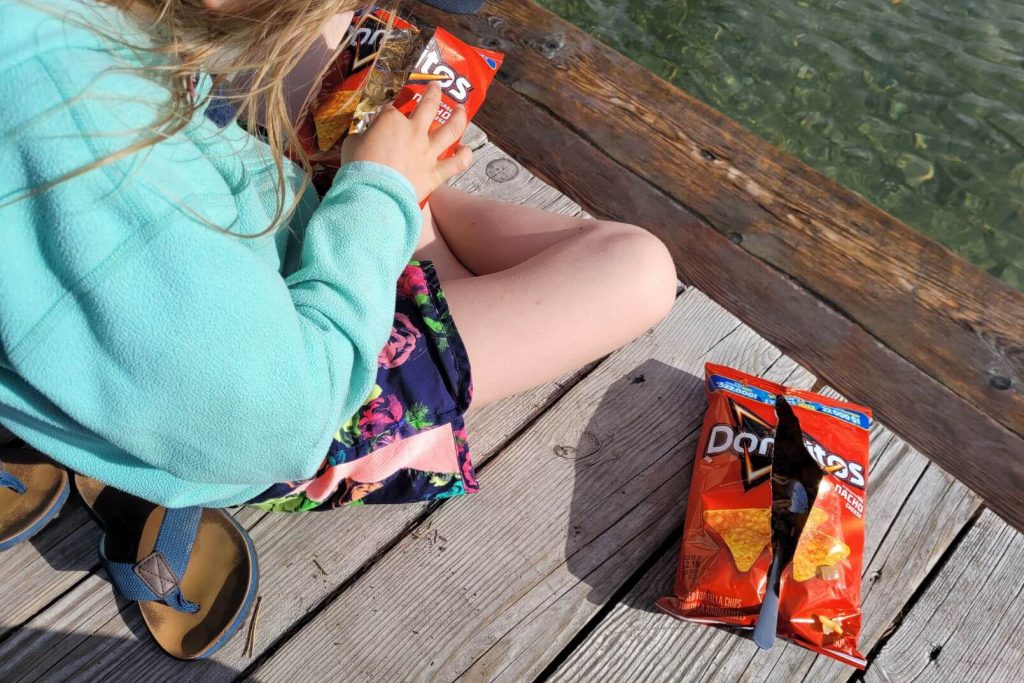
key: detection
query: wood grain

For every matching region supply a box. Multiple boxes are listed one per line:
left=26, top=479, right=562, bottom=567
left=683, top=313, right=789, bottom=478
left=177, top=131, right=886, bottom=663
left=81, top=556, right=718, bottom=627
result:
left=0, top=500, right=99, bottom=639
left=865, top=509, right=1024, bottom=683
left=249, top=289, right=788, bottom=682
left=550, top=412, right=982, bottom=681
left=0, top=366, right=593, bottom=683
left=460, top=122, right=488, bottom=151
left=410, top=1, right=1024, bottom=533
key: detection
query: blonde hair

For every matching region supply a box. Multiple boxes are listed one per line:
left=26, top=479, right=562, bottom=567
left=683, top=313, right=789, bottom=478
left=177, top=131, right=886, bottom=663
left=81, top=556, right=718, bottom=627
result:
left=37, top=0, right=393, bottom=236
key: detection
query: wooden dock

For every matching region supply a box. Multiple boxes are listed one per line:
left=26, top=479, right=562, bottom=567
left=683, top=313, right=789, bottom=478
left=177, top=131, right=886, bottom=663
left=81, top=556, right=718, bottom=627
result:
left=0, top=128, right=1021, bottom=681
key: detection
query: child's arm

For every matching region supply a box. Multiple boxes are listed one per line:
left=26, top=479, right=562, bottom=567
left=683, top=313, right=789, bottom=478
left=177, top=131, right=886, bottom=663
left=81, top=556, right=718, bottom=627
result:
left=8, top=159, right=422, bottom=488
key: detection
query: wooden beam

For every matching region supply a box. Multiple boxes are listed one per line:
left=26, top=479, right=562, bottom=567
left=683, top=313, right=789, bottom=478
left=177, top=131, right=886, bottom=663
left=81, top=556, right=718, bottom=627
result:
left=412, top=1, right=1024, bottom=531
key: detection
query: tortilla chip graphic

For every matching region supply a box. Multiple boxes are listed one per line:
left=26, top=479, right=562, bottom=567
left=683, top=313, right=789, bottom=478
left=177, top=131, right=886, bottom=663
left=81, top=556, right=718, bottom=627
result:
left=704, top=509, right=770, bottom=572
left=314, top=89, right=361, bottom=152
left=793, top=528, right=851, bottom=582
left=704, top=507, right=831, bottom=574
left=805, top=506, right=828, bottom=533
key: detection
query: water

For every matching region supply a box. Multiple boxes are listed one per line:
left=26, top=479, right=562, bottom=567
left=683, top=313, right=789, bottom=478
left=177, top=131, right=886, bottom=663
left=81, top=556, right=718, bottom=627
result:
left=538, top=0, right=1024, bottom=289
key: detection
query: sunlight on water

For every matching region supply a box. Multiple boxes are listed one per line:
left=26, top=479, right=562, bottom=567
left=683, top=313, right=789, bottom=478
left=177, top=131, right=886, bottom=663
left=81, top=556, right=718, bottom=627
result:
left=539, top=0, right=1024, bottom=289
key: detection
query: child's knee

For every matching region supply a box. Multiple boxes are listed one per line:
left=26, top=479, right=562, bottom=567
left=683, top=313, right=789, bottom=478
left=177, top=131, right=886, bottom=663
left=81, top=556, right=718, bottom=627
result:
left=589, top=222, right=677, bottom=325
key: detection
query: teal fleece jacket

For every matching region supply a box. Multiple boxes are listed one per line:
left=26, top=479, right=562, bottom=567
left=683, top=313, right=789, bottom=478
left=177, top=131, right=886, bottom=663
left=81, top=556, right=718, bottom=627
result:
left=0, top=1, right=423, bottom=507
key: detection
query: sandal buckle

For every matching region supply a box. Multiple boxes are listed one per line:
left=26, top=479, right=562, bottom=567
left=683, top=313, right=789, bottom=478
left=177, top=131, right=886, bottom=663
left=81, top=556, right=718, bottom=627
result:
left=134, top=551, right=179, bottom=598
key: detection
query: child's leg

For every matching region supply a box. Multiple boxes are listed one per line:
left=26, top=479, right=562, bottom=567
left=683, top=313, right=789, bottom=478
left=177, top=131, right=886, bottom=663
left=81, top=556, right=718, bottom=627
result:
left=415, top=199, right=475, bottom=281
left=416, top=187, right=677, bottom=410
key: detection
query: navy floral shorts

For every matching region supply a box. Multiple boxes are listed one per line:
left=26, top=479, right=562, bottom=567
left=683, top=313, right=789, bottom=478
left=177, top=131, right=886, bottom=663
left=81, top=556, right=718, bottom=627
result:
left=247, top=261, right=477, bottom=512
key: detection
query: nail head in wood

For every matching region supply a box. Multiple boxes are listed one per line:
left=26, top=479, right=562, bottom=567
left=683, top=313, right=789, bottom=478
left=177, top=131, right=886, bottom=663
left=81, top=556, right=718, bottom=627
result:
left=990, top=375, right=1012, bottom=391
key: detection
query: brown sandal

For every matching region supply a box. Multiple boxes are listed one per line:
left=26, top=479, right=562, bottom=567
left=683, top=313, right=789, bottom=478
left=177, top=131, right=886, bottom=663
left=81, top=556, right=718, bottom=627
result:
left=75, top=475, right=259, bottom=659
left=0, top=448, right=70, bottom=551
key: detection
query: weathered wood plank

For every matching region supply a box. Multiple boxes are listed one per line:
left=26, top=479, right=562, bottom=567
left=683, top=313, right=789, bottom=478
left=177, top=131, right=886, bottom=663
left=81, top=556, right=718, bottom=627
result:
left=0, top=141, right=598, bottom=681
left=411, top=1, right=1024, bottom=534
left=864, top=509, right=1024, bottom=683
left=248, top=289, right=787, bottom=681
left=549, top=425, right=981, bottom=681
left=450, top=144, right=583, bottom=218
left=0, top=500, right=98, bottom=637
left=460, top=122, right=488, bottom=151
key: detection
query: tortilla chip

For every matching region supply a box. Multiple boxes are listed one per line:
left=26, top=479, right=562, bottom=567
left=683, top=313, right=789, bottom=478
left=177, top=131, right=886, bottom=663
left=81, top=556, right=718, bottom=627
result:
left=816, top=565, right=841, bottom=581
left=314, top=89, right=361, bottom=151
left=703, top=506, right=832, bottom=574
left=806, top=506, right=828, bottom=533
left=704, top=509, right=770, bottom=572
left=793, top=528, right=850, bottom=582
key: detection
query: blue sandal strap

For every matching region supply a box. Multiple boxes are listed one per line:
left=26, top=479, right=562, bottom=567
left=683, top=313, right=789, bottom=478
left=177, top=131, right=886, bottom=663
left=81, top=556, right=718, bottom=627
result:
left=99, top=506, right=203, bottom=614
left=0, top=461, right=26, bottom=494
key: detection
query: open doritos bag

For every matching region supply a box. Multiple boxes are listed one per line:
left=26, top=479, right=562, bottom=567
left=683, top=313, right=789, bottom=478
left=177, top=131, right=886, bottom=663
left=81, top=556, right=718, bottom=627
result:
left=657, top=364, right=872, bottom=668
left=297, top=9, right=503, bottom=194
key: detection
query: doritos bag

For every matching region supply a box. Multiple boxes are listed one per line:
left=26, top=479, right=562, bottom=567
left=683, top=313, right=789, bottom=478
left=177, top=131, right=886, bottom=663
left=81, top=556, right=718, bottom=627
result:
left=297, top=9, right=503, bottom=195
left=657, top=364, right=872, bottom=668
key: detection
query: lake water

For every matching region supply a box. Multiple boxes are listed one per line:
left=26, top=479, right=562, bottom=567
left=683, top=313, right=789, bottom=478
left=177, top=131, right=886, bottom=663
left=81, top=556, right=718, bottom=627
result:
left=538, top=0, right=1024, bottom=289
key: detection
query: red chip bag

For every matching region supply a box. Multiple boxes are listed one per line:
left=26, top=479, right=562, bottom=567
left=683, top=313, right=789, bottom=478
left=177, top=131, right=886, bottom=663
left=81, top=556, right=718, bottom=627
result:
left=657, top=364, right=871, bottom=668
left=393, top=28, right=503, bottom=158
left=297, top=9, right=503, bottom=195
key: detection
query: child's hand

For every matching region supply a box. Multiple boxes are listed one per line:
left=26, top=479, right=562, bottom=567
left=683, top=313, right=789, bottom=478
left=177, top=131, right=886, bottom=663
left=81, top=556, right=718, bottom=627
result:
left=340, top=84, right=473, bottom=201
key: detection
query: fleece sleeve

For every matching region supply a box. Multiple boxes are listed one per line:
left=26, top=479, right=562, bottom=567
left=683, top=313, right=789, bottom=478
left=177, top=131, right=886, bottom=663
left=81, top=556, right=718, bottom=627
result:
left=8, top=158, right=422, bottom=487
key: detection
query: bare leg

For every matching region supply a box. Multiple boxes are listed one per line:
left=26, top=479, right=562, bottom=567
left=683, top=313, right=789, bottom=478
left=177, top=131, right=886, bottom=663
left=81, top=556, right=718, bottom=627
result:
left=415, top=199, right=474, bottom=281
left=425, top=185, right=596, bottom=276
left=415, top=186, right=677, bottom=410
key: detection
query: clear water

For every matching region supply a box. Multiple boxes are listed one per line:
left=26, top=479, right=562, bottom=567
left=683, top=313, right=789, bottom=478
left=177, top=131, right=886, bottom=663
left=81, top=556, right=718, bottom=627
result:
left=538, top=0, right=1024, bottom=289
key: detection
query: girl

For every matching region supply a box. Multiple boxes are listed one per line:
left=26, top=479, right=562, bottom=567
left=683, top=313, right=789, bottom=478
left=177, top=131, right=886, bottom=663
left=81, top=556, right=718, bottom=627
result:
left=0, top=0, right=675, bottom=658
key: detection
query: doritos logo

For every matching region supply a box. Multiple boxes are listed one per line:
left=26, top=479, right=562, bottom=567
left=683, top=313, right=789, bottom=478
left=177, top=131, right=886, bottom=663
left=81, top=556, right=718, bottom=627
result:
left=803, top=433, right=866, bottom=489
left=705, top=399, right=775, bottom=491
left=345, top=11, right=418, bottom=71
left=413, top=44, right=474, bottom=103
left=704, top=400, right=866, bottom=490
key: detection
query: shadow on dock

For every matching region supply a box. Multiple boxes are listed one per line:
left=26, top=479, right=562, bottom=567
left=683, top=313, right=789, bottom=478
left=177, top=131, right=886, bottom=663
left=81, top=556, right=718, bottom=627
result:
left=0, top=629, right=244, bottom=681
left=564, top=359, right=702, bottom=612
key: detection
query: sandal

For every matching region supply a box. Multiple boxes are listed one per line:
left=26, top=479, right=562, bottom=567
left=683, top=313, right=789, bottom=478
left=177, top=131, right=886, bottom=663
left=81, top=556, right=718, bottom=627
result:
left=75, top=475, right=259, bottom=660
left=0, top=447, right=70, bottom=551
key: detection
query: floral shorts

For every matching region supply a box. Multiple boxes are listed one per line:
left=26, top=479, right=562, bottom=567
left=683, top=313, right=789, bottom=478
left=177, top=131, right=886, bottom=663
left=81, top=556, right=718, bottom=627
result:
left=246, top=261, right=476, bottom=512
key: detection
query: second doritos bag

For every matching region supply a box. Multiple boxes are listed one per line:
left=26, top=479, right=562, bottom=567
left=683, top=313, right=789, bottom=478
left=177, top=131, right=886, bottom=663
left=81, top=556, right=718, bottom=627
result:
left=656, top=364, right=872, bottom=669
left=297, top=9, right=503, bottom=194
